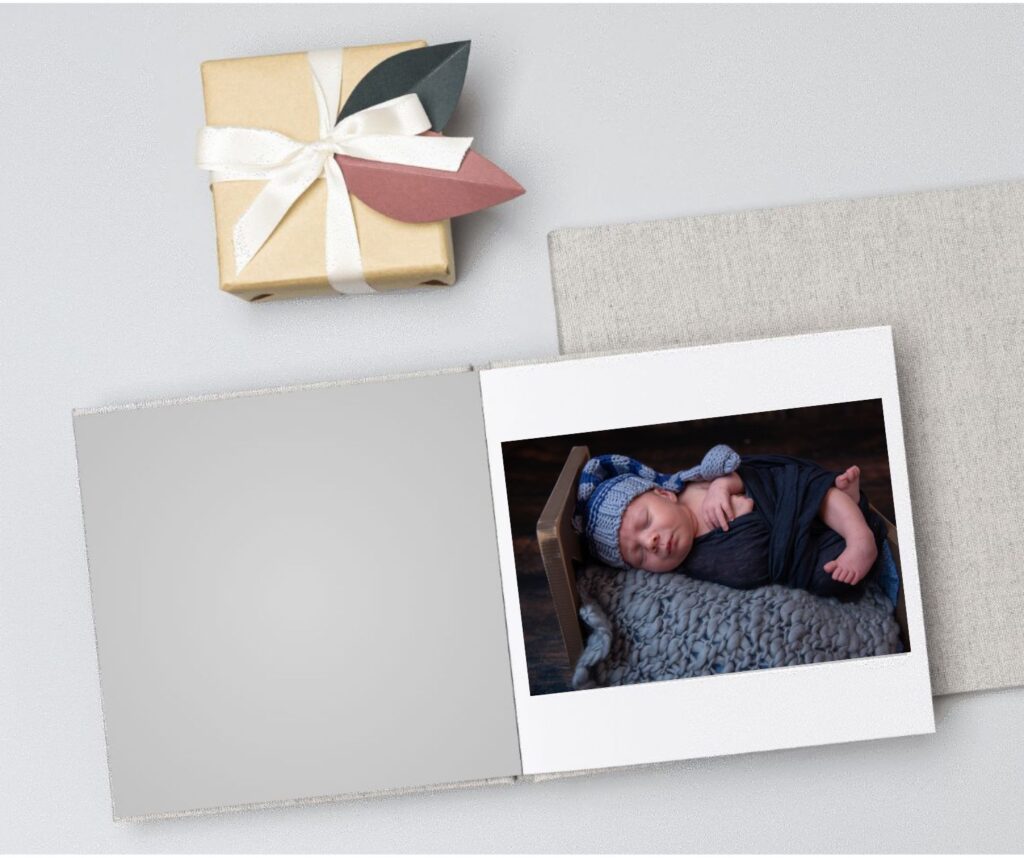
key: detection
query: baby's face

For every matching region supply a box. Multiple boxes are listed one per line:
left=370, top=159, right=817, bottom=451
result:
left=618, top=488, right=696, bottom=572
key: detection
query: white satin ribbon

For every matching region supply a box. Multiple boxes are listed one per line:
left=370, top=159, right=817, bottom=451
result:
left=196, top=49, right=473, bottom=294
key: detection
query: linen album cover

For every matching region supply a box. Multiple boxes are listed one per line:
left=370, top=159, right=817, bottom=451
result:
left=547, top=180, right=1024, bottom=697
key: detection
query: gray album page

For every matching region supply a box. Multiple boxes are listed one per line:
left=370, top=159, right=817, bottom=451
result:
left=548, top=180, right=1024, bottom=697
left=74, top=371, right=521, bottom=819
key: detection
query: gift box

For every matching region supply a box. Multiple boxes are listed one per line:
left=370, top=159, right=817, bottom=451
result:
left=200, top=41, right=520, bottom=301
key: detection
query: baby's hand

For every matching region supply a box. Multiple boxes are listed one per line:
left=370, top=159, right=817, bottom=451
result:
left=701, top=483, right=735, bottom=532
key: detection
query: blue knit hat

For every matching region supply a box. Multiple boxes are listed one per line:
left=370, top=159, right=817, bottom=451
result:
left=575, top=444, right=740, bottom=568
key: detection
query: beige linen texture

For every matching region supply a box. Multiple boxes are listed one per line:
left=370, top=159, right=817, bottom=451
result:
left=548, top=180, right=1024, bottom=697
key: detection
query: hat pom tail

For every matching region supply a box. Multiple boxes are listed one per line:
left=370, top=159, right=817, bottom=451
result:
left=699, top=444, right=740, bottom=479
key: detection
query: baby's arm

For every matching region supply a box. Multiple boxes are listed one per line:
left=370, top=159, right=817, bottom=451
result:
left=701, top=472, right=745, bottom=531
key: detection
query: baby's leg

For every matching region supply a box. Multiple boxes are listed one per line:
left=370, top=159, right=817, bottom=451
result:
left=819, top=487, right=878, bottom=586
left=834, top=465, right=860, bottom=502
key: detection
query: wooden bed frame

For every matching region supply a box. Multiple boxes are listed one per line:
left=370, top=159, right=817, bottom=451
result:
left=536, top=445, right=911, bottom=671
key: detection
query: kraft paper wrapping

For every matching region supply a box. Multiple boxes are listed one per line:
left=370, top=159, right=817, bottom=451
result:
left=548, top=180, right=1024, bottom=698
left=201, top=42, right=455, bottom=301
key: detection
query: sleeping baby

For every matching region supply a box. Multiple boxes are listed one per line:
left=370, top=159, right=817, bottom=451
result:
left=575, top=444, right=887, bottom=601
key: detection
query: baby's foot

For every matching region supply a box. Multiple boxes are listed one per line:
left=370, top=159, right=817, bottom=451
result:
left=834, top=466, right=861, bottom=503
left=824, top=530, right=878, bottom=586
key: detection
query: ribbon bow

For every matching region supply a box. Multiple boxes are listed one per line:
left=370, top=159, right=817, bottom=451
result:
left=196, top=50, right=473, bottom=293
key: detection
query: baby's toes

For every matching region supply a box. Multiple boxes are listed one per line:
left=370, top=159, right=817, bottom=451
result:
left=824, top=560, right=838, bottom=575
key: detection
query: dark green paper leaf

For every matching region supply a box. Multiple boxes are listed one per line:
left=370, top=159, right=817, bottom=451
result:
left=337, top=41, right=471, bottom=131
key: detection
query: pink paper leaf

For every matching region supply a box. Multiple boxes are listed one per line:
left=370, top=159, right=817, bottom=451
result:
left=336, top=145, right=524, bottom=223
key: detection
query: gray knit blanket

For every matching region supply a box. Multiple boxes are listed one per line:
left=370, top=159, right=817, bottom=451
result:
left=573, top=565, right=902, bottom=690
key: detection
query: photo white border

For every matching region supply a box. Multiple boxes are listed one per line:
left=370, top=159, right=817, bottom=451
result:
left=480, top=327, right=933, bottom=776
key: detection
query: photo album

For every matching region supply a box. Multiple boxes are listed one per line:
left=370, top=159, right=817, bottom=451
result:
left=73, top=326, right=933, bottom=819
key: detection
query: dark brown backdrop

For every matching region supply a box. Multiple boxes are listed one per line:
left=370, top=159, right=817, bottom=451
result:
left=501, top=399, right=895, bottom=695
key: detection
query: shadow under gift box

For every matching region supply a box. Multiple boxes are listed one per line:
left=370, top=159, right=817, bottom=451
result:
left=200, top=41, right=456, bottom=301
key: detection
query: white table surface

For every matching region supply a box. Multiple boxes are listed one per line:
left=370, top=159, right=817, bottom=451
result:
left=2, top=4, right=1023, bottom=851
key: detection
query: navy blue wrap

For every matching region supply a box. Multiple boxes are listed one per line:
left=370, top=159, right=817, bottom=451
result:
left=681, top=455, right=888, bottom=602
